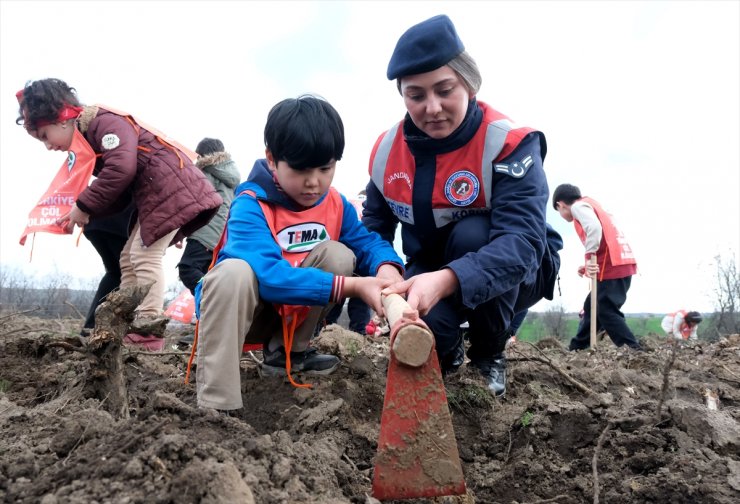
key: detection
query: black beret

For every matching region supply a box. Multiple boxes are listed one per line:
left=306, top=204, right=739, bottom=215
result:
left=387, top=15, right=465, bottom=80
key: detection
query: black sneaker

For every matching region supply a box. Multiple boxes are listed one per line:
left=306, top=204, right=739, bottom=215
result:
left=262, top=346, right=340, bottom=376
left=469, top=354, right=507, bottom=397
left=177, top=333, right=195, bottom=347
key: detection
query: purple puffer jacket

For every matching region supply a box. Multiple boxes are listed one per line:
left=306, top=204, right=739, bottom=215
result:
left=75, top=107, right=222, bottom=246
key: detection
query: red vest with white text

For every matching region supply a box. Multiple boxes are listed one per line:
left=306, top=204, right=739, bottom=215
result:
left=574, top=197, right=636, bottom=279
left=369, top=102, right=535, bottom=228
left=258, top=188, right=344, bottom=267
left=209, top=188, right=345, bottom=329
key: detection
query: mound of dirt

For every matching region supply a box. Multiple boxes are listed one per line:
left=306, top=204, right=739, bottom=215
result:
left=0, top=316, right=738, bottom=503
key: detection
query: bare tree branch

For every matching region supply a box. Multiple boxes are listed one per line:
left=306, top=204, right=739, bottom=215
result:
left=592, top=421, right=613, bottom=504
left=515, top=342, right=596, bottom=396
left=64, top=300, right=85, bottom=319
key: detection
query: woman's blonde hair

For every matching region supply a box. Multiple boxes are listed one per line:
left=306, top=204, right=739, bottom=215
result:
left=396, top=51, right=482, bottom=95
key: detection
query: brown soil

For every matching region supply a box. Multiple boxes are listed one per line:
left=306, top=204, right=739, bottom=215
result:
left=1, top=316, right=739, bottom=504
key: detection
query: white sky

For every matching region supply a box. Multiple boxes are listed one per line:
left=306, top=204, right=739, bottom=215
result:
left=1, top=0, right=738, bottom=315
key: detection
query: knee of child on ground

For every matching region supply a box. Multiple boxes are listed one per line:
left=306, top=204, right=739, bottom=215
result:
left=198, top=259, right=262, bottom=347
left=302, top=240, right=356, bottom=276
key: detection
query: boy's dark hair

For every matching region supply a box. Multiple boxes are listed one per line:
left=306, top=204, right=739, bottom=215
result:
left=16, top=78, right=81, bottom=130
left=196, top=137, right=225, bottom=157
left=552, top=183, right=582, bottom=210
left=264, top=95, right=344, bottom=170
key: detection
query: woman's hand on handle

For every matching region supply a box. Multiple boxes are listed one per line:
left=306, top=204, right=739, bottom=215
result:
left=382, top=269, right=459, bottom=317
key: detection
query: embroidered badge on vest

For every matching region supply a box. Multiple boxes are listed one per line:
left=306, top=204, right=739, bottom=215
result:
left=101, top=133, right=120, bottom=150
left=276, top=222, right=329, bottom=253
left=494, top=154, right=534, bottom=178
left=444, top=170, right=480, bottom=207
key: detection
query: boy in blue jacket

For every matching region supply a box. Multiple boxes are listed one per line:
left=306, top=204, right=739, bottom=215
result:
left=195, top=95, right=405, bottom=411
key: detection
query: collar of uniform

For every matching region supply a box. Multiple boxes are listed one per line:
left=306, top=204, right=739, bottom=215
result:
left=402, top=98, right=482, bottom=156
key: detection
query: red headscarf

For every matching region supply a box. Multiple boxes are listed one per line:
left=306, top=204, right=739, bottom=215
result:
left=16, top=88, right=83, bottom=129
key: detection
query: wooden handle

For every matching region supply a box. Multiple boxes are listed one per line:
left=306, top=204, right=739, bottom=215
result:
left=589, top=256, right=598, bottom=348
left=382, top=293, right=434, bottom=367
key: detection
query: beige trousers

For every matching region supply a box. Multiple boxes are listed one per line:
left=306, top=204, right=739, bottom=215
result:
left=119, top=221, right=178, bottom=318
left=196, top=241, right=355, bottom=410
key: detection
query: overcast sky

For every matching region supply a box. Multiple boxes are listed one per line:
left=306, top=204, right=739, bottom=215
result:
left=1, top=0, right=738, bottom=315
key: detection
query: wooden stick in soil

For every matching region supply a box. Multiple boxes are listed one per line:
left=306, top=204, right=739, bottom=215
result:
left=85, top=284, right=150, bottom=420
left=589, top=256, right=598, bottom=349
left=654, top=338, right=678, bottom=423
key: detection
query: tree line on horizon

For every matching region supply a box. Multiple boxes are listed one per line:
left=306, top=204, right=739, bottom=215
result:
left=1, top=254, right=738, bottom=340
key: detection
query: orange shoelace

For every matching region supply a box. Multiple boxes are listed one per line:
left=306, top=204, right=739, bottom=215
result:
left=279, top=306, right=312, bottom=389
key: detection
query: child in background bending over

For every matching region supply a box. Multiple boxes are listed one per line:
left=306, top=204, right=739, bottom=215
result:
left=16, top=78, right=222, bottom=351
left=661, top=310, right=702, bottom=341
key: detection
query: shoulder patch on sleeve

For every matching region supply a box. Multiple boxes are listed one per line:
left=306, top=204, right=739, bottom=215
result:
left=494, top=154, right=534, bottom=178
left=101, top=133, right=120, bottom=150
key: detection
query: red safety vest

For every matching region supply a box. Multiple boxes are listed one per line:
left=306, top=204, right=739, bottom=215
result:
left=189, top=187, right=346, bottom=388
left=369, top=102, right=535, bottom=228
left=257, top=187, right=344, bottom=267
left=671, top=310, right=693, bottom=340
left=210, top=186, right=344, bottom=325
left=574, top=197, right=636, bottom=280
left=96, top=104, right=198, bottom=164
left=19, top=127, right=98, bottom=247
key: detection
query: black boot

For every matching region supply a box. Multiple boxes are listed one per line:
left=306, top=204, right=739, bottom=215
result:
left=440, top=334, right=465, bottom=375
left=469, top=354, right=507, bottom=396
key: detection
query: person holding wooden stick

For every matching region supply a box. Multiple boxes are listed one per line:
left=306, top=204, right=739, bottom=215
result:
left=363, top=15, right=563, bottom=396
left=194, top=95, right=405, bottom=410
left=552, top=184, right=642, bottom=351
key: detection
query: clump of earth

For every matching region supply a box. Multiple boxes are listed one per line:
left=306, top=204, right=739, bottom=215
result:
left=1, top=315, right=738, bottom=503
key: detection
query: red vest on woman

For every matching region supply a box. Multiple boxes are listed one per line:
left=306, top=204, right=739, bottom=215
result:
left=369, top=102, right=535, bottom=228
left=574, top=197, right=637, bottom=280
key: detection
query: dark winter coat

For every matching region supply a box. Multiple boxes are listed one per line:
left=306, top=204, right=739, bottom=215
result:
left=75, top=106, right=222, bottom=246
